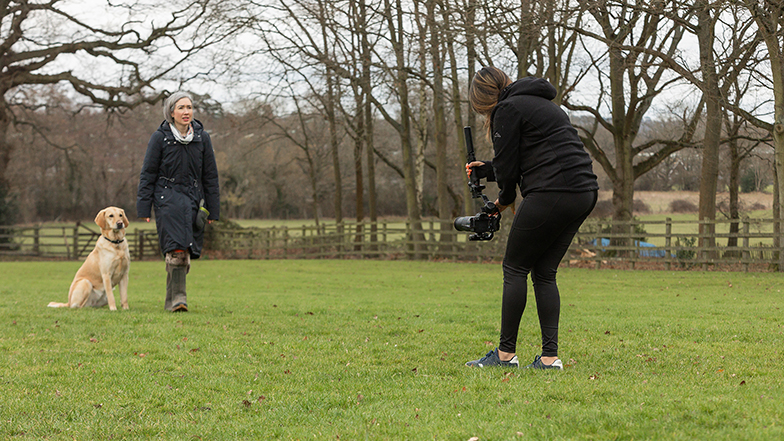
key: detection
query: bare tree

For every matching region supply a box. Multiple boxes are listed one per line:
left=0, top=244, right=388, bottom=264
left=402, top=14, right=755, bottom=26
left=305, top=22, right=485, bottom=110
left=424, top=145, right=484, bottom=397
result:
left=0, top=0, right=232, bottom=220
left=565, top=1, right=694, bottom=254
left=740, top=1, right=784, bottom=265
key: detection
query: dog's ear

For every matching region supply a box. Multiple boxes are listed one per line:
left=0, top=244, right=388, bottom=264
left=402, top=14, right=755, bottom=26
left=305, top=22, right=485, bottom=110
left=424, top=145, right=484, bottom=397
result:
left=120, top=208, right=130, bottom=227
left=95, top=209, right=108, bottom=230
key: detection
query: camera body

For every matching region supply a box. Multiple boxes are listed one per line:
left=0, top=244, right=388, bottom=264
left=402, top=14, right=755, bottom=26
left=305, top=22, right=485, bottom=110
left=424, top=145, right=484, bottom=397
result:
left=453, top=126, right=501, bottom=241
left=454, top=195, right=501, bottom=241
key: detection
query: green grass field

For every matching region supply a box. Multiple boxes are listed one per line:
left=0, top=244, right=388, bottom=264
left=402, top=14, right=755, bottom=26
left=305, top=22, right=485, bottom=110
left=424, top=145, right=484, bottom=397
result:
left=1, top=260, right=782, bottom=440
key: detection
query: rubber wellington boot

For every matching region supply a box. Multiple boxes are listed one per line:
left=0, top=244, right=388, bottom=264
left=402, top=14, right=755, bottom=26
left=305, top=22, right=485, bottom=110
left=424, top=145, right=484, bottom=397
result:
left=165, top=250, right=190, bottom=312
left=164, top=271, right=174, bottom=311
left=169, top=266, right=188, bottom=312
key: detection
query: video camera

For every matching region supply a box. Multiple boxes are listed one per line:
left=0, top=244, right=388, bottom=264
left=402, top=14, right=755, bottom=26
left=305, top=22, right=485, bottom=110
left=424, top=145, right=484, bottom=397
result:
left=453, top=126, right=501, bottom=241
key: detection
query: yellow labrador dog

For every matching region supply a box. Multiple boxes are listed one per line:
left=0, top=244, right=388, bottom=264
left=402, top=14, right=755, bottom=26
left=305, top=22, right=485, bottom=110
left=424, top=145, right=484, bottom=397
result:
left=48, top=207, right=131, bottom=310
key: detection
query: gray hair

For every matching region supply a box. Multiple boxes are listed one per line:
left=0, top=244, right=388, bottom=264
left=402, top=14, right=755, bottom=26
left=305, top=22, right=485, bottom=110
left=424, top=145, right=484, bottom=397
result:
left=163, top=92, right=194, bottom=124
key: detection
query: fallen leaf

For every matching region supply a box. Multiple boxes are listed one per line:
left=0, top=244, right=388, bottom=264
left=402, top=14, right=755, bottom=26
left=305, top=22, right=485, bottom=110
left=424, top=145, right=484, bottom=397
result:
left=190, top=348, right=200, bottom=353
left=257, top=396, right=266, bottom=402
left=468, top=438, right=480, bottom=441
left=89, top=338, right=98, bottom=343
left=740, top=380, right=746, bottom=386
left=242, top=400, right=252, bottom=408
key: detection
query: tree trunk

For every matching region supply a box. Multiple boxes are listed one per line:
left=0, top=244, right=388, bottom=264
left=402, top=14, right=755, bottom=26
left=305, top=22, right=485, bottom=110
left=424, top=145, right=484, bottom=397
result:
left=0, top=108, right=13, bottom=224
left=414, top=0, right=428, bottom=214
left=464, top=0, right=479, bottom=214
left=443, top=0, right=469, bottom=217
left=357, top=0, right=377, bottom=250
left=746, top=0, right=784, bottom=270
left=324, top=52, right=342, bottom=228
left=607, top=38, right=634, bottom=255
left=697, top=1, right=720, bottom=258
left=388, top=0, right=424, bottom=257
left=354, top=97, right=364, bottom=249
left=427, top=0, right=453, bottom=255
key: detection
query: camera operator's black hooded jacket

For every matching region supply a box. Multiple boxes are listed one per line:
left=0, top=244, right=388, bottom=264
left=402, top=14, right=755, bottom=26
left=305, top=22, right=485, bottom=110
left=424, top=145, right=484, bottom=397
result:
left=480, top=77, right=598, bottom=206
left=137, top=119, right=220, bottom=258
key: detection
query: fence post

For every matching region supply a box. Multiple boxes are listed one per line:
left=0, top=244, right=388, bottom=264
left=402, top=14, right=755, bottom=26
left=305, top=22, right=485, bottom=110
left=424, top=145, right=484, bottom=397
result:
left=665, top=218, right=672, bottom=271
left=700, top=220, right=708, bottom=271
left=72, top=225, right=79, bottom=260
left=283, top=226, right=289, bottom=259
left=138, top=230, right=145, bottom=261
left=742, top=219, right=750, bottom=272
left=777, top=217, right=784, bottom=272
left=264, top=229, right=270, bottom=259
left=33, top=226, right=40, bottom=255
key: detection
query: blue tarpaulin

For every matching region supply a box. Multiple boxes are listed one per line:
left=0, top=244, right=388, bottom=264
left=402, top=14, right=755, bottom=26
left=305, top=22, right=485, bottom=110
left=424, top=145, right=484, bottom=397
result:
left=590, top=238, right=671, bottom=258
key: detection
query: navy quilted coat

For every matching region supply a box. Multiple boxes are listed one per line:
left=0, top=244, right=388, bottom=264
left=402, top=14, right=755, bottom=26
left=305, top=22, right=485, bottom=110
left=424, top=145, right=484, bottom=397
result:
left=137, top=120, right=220, bottom=258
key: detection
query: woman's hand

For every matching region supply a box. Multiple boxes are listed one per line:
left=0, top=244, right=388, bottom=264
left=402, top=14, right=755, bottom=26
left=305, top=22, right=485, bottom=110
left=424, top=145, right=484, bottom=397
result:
left=466, top=161, right=485, bottom=178
left=494, top=199, right=516, bottom=214
left=143, top=218, right=150, bottom=223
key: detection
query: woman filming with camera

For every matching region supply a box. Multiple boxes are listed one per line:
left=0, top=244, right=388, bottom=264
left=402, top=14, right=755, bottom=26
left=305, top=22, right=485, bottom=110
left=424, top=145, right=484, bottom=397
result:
left=465, top=67, right=598, bottom=369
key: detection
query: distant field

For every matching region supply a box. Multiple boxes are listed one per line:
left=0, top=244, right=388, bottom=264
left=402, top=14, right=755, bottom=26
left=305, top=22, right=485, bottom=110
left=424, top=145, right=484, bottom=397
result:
left=610, top=190, right=774, bottom=214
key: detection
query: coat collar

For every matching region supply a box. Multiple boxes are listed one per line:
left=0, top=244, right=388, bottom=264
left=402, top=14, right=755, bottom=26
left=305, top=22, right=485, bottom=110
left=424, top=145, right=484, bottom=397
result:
left=159, top=119, right=205, bottom=143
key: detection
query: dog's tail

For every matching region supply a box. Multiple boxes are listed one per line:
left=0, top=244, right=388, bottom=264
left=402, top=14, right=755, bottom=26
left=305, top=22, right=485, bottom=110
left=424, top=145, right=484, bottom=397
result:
left=47, top=302, right=70, bottom=308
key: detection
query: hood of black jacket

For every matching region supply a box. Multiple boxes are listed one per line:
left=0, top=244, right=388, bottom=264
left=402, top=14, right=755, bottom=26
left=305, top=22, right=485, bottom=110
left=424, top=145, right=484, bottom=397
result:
left=499, top=77, right=557, bottom=102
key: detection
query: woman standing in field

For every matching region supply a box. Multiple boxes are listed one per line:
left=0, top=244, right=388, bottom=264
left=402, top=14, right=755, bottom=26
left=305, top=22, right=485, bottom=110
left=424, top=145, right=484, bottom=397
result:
left=464, top=67, right=598, bottom=369
left=137, top=92, right=220, bottom=312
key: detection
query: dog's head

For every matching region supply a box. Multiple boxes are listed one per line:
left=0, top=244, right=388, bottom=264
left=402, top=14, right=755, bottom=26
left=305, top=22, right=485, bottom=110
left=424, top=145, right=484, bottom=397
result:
left=95, top=207, right=130, bottom=232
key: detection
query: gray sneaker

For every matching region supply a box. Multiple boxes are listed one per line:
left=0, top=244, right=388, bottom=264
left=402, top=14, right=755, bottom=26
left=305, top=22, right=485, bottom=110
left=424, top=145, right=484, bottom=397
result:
left=524, top=355, right=563, bottom=370
left=465, top=348, right=519, bottom=368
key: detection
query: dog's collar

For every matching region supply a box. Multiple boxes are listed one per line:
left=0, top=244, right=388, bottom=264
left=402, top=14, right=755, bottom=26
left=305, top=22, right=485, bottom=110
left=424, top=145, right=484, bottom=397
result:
left=103, top=235, right=125, bottom=245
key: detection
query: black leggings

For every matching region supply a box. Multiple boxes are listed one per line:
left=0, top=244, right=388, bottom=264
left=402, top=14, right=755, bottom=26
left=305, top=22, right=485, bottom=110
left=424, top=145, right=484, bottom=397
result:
left=498, top=190, right=597, bottom=356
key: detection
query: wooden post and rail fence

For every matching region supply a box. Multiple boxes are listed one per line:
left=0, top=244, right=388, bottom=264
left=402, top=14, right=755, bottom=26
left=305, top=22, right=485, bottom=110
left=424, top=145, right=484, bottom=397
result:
left=1, top=217, right=782, bottom=271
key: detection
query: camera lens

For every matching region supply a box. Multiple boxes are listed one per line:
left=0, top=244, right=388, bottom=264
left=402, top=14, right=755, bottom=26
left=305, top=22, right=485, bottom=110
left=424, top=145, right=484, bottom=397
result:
left=453, top=216, right=474, bottom=232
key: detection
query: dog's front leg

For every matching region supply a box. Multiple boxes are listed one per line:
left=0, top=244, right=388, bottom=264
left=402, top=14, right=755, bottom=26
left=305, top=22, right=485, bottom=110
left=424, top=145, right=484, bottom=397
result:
left=119, top=272, right=129, bottom=310
left=103, top=273, right=117, bottom=311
